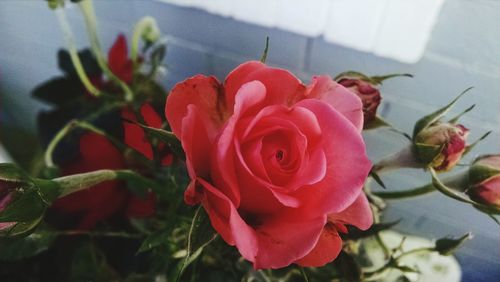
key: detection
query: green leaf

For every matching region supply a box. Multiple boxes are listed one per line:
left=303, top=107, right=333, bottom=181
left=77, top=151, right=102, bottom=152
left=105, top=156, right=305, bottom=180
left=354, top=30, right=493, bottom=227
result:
left=463, top=131, right=492, bottom=156
left=70, top=244, right=119, bottom=282
left=173, top=206, right=217, bottom=282
left=434, top=233, right=472, bottom=256
left=136, top=228, right=171, bottom=254
left=260, top=36, right=270, bottom=63
left=413, top=143, right=443, bottom=165
left=412, top=87, right=473, bottom=139
left=0, top=230, right=55, bottom=261
left=335, top=251, right=363, bottom=282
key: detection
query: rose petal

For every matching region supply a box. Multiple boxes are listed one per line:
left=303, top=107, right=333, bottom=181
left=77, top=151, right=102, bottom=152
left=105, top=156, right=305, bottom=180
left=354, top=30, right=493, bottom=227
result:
left=224, top=61, right=305, bottom=109
left=198, top=178, right=258, bottom=261
left=293, top=99, right=371, bottom=216
left=212, top=81, right=267, bottom=206
left=252, top=213, right=326, bottom=269
left=305, top=76, right=364, bottom=131
left=140, top=103, right=163, bottom=129
left=328, top=193, right=373, bottom=231
left=295, top=223, right=342, bottom=267
left=165, top=75, right=224, bottom=140
left=181, top=105, right=213, bottom=179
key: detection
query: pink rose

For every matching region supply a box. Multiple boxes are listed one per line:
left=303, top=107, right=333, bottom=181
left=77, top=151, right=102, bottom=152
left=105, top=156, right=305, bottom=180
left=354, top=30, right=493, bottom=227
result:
left=468, top=154, right=500, bottom=207
left=165, top=61, right=372, bottom=268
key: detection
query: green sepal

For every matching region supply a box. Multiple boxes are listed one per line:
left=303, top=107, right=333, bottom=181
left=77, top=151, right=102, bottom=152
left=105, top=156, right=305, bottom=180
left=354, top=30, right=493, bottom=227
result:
left=46, top=0, right=65, bottom=9
left=0, top=217, right=44, bottom=238
left=369, top=169, right=386, bottom=189
left=334, top=71, right=412, bottom=85
left=412, top=87, right=473, bottom=139
left=0, top=189, right=47, bottom=223
left=434, top=233, right=472, bottom=256
left=463, top=131, right=492, bottom=156
left=260, top=36, right=270, bottom=63
left=468, top=164, right=500, bottom=185
left=449, top=104, right=475, bottom=124
left=413, top=143, right=443, bottom=165
left=364, top=116, right=391, bottom=130
left=344, top=220, right=400, bottom=240
left=0, top=163, right=32, bottom=183
left=431, top=168, right=500, bottom=214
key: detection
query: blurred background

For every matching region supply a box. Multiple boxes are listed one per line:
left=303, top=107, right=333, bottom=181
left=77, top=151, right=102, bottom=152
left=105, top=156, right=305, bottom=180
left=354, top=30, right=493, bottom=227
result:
left=0, top=0, right=499, bottom=280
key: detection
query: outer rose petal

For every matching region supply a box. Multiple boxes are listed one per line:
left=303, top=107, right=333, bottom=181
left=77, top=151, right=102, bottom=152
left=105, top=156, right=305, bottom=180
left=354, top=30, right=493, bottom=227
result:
left=295, top=223, right=342, bottom=267
left=305, top=75, right=364, bottom=131
left=166, top=75, right=224, bottom=140
left=199, top=179, right=326, bottom=269
left=329, top=192, right=373, bottom=231
left=293, top=99, right=371, bottom=216
left=224, top=61, right=305, bottom=109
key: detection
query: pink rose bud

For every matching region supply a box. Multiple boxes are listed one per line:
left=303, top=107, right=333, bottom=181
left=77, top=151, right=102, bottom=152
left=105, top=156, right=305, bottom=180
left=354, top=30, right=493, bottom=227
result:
left=337, top=77, right=381, bottom=125
left=415, top=123, right=469, bottom=171
left=468, top=155, right=500, bottom=207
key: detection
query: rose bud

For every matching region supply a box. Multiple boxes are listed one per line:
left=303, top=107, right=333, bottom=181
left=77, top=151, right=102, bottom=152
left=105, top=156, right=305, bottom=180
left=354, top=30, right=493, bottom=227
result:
left=467, top=155, right=500, bottom=207
left=0, top=163, right=61, bottom=236
left=414, top=122, right=469, bottom=172
left=335, top=72, right=412, bottom=127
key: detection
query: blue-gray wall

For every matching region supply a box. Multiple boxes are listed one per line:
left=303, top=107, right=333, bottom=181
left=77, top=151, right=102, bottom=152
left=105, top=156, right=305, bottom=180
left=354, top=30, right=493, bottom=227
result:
left=0, top=1, right=499, bottom=280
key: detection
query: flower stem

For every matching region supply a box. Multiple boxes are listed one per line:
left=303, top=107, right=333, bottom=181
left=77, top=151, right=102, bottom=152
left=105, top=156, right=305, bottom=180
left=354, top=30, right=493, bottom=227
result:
left=53, top=169, right=153, bottom=197
left=131, top=16, right=159, bottom=70
left=374, top=170, right=469, bottom=200
left=372, top=144, right=423, bottom=174
left=374, top=183, right=436, bottom=199
left=55, top=8, right=100, bottom=97
left=78, top=0, right=134, bottom=102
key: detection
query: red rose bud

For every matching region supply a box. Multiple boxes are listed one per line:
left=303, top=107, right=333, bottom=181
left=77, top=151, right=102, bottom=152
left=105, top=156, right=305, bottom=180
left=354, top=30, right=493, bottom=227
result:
left=336, top=72, right=411, bottom=127
left=467, top=155, right=500, bottom=207
left=337, top=77, right=381, bottom=125
left=414, top=123, right=469, bottom=171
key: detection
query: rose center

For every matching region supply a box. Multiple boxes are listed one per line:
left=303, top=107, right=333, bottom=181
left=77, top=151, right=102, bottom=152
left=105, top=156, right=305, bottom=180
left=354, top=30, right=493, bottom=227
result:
left=275, top=150, right=284, bottom=161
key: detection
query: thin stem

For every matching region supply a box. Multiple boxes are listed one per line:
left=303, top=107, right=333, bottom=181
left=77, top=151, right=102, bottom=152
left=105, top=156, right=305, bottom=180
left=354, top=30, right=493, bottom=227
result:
left=55, top=8, right=100, bottom=97
left=394, top=247, right=434, bottom=260
left=44, top=120, right=78, bottom=168
left=131, top=16, right=159, bottom=70
left=372, top=144, right=423, bottom=174
left=374, top=170, right=469, bottom=200
left=374, top=183, right=436, bottom=199
left=52, top=230, right=143, bottom=238
left=53, top=169, right=155, bottom=197
left=78, top=0, right=134, bottom=101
